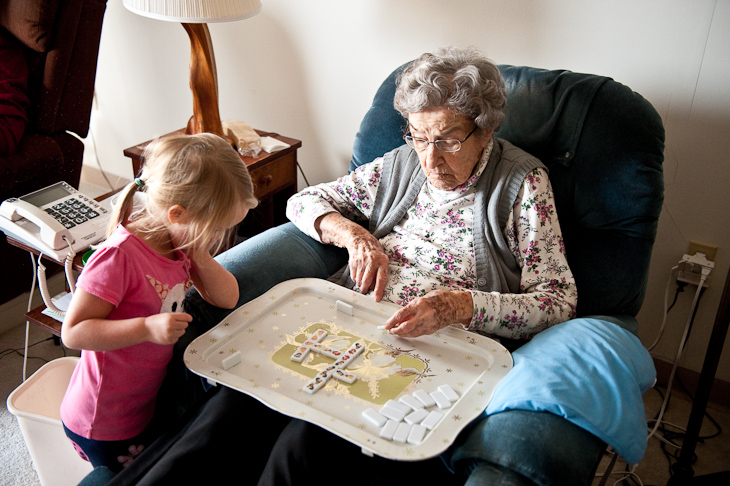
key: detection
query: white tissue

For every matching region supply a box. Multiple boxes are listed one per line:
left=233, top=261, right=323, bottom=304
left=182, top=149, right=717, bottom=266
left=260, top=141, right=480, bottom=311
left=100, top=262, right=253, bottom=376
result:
left=260, top=136, right=291, bottom=153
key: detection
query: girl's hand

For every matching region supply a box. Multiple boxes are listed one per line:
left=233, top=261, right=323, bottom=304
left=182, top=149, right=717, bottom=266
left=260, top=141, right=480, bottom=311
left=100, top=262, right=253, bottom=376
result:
left=382, top=290, right=473, bottom=338
left=184, top=236, right=217, bottom=264
left=62, top=289, right=193, bottom=351
left=144, top=312, right=192, bottom=345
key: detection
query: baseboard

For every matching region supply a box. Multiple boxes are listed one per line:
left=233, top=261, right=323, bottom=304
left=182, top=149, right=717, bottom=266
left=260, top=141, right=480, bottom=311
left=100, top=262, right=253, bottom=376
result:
left=653, top=357, right=730, bottom=408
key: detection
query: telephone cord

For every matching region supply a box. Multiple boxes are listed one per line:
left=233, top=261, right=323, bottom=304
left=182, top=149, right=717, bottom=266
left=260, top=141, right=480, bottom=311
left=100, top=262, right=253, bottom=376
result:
left=37, top=238, right=76, bottom=317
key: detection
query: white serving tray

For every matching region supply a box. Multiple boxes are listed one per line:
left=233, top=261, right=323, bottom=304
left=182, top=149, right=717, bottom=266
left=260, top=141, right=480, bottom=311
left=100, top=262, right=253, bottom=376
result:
left=184, top=278, right=512, bottom=460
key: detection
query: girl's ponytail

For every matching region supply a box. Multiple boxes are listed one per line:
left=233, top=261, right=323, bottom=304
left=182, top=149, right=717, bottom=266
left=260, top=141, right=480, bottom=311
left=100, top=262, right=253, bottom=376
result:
left=106, top=178, right=144, bottom=237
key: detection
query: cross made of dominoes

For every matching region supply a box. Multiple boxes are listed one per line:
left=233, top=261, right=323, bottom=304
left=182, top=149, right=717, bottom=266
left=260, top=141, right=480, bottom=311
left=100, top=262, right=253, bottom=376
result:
left=290, top=329, right=365, bottom=394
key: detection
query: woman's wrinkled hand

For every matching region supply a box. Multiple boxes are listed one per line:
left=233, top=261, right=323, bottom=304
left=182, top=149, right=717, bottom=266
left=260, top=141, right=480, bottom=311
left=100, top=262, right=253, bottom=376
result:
left=316, top=211, right=389, bottom=301
left=382, top=290, right=473, bottom=338
left=347, top=234, right=389, bottom=301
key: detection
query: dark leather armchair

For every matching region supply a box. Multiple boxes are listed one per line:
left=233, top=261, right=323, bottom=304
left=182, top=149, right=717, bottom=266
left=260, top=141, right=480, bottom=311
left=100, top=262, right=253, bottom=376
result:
left=0, top=0, right=107, bottom=304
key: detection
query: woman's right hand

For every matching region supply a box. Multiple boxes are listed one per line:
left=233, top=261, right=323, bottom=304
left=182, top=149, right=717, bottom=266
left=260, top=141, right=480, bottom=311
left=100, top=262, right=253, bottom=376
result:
left=315, top=212, right=389, bottom=301
left=346, top=232, right=390, bottom=301
left=144, top=312, right=192, bottom=345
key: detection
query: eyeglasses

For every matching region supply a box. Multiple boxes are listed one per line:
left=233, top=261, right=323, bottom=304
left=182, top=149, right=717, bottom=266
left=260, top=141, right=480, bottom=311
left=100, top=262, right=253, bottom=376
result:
left=404, top=125, right=478, bottom=153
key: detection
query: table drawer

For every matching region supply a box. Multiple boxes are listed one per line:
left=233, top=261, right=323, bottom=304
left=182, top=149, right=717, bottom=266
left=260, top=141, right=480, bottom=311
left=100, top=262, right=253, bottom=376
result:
left=249, top=153, right=296, bottom=200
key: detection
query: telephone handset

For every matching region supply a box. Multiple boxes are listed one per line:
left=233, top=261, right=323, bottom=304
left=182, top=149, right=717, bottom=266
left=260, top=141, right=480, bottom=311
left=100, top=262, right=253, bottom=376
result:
left=0, top=181, right=112, bottom=260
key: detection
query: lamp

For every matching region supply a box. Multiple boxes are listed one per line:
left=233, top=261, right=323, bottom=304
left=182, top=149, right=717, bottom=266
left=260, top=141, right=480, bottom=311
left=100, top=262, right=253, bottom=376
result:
left=122, top=0, right=262, bottom=144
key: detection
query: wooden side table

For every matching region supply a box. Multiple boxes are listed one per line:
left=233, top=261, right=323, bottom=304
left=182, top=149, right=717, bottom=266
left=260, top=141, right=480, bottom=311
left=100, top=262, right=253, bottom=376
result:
left=123, top=129, right=301, bottom=238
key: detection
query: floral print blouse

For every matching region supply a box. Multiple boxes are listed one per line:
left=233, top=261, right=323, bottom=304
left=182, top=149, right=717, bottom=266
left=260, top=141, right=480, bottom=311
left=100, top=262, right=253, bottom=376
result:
left=287, top=142, right=577, bottom=340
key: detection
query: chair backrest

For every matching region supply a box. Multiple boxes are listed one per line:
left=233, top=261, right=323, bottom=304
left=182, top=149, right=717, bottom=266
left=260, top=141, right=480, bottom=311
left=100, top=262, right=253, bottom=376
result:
left=349, top=63, right=665, bottom=323
left=0, top=0, right=107, bottom=137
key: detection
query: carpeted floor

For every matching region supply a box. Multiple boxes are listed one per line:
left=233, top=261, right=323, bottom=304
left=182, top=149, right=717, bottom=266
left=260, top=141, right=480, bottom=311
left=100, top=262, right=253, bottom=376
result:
left=1, top=318, right=79, bottom=486
left=1, top=401, right=41, bottom=486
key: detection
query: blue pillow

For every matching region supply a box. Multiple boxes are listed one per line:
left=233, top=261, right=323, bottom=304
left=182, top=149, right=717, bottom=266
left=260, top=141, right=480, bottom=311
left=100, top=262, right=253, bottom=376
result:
left=485, top=317, right=656, bottom=464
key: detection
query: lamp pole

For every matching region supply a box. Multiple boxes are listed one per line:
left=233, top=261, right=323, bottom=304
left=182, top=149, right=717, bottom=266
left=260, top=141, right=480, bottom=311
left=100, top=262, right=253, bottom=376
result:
left=183, top=23, right=232, bottom=145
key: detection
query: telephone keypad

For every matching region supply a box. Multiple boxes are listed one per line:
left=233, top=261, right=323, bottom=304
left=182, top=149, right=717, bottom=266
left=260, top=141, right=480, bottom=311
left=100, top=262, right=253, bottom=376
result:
left=45, top=197, right=104, bottom=229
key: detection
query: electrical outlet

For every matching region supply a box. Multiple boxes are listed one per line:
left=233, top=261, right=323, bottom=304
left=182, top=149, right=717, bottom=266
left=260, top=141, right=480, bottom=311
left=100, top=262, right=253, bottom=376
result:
left=687, top=240, right=718, bottom=262
left=677, top=245, right=716, bottom=288
left=677, top=264, right=710, bottom=287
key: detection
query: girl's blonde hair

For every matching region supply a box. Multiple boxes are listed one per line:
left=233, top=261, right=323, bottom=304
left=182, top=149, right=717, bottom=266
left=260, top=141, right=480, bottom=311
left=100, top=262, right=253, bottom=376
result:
left=109, top=133, right=258, bottom=253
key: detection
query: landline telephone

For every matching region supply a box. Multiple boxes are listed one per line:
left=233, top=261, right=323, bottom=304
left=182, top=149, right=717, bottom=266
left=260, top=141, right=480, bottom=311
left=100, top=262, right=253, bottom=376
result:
left=0, top=181, right=112, bottom=261
left=1, top=182, right=113, bottom=318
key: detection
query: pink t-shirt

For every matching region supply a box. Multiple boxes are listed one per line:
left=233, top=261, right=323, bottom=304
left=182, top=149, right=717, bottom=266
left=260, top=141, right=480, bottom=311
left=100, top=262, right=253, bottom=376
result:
left=60, top=225, right=193, bottom=441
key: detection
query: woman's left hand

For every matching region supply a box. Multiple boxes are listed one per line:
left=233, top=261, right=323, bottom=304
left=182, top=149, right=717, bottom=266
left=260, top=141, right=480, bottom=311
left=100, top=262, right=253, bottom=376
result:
left=382, top=290, right=473, bottom=338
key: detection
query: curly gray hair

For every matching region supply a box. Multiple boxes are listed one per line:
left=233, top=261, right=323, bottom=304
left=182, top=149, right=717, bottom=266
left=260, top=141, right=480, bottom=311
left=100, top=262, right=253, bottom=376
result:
left=393, top=46, right=506, bottom=131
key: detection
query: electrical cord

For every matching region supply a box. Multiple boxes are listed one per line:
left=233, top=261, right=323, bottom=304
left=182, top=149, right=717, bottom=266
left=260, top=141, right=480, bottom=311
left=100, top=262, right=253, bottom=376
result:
left=599, top=261, right=715, bottom=486
left=647, top=268, right=709, bottom=442
left=674, top=371, right=722, bottom=440
left=296, top=160, right=311, bottom=187
left=66, top=94, right=115, bottom=192
left=22, top=252, right=38, bottom=381
left=647, top=266, right=683, bottom=352
left=0, top=335, right=69, bottom=363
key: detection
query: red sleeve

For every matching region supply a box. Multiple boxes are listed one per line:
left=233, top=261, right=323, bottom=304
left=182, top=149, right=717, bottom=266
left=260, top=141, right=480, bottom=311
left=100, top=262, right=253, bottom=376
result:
left=0, top=31, right=29, bottom=155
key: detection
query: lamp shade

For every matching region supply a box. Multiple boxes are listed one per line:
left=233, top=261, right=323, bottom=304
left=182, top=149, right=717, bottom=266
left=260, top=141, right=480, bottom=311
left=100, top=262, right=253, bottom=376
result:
left=123, top=0, right=262, bottom=23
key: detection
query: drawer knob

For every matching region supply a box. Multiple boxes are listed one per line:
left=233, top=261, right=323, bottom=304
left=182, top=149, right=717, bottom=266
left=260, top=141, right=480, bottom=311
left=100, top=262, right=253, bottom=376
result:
left=260, top=175, right=273, bottom=185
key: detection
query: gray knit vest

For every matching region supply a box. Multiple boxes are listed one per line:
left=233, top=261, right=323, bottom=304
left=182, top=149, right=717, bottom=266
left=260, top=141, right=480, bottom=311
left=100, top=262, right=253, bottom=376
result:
left=340, top=138, right=545, bottom=294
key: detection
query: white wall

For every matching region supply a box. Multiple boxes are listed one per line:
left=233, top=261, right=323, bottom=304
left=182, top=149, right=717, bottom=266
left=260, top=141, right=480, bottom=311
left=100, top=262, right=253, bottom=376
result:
left=88, top=0, right=730, bottom=382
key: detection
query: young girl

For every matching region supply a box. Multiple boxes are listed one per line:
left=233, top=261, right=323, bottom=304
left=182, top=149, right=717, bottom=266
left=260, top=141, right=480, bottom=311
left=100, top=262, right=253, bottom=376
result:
left=60, top=133, right=257, bottom=472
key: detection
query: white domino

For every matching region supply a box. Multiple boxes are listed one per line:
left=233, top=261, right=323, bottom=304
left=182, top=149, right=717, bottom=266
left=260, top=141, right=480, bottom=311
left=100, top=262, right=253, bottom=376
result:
left=290, top=346, right=311, bottom=363
left=384, top=400, right=411, bottom=415
left=421, top=411, right=443, bottom=430
left=333, top=369, right=357, bottom=384
left=404, top=408, right=429, bottom=425
left=392, top=422, right=412, bottom=443
left=336, top=300, right=354, bottom=315
left=429, top=390, right=452, bottom=409
left=319, top=346, right=343, bottom=359
left=343, top=341, right=365, bottom=359
left=399, top=394, right=424, bottom=410
left=413, top=389, right=437, bottom=408
left=407, top=424, right=428, bottom=445
left=302, top=375, right=328, bottom=394
left=317, top=365, right=337, bottom=378
left=290, top=329, right=367, bottom=394
left=380, top=404, right=408, bottom=423
left=357, top=384, right=457, bottom=446
left=221, top=351, right=241, bottom=371
left=362, top=408, right=388, bottom=427
left=438, top=384, right=459, bottom=402
left=380, top=419, right=399, bottom=440
left=308, top=329, right=328, bottom=342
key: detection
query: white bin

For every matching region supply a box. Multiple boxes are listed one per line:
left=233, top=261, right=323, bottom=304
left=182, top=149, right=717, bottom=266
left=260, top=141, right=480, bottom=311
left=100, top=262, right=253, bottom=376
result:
left=6, top=356, right=93, bottom=486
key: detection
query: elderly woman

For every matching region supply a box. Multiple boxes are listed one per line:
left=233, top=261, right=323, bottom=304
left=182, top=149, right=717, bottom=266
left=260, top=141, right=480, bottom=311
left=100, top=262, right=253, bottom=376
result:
left=287, top=46, right=576, bottom=342
left=253, top=47, right=579, bottom=485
